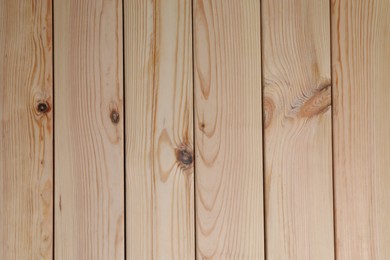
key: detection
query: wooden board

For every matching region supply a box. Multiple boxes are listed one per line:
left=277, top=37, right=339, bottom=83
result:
left=124, top=0, right=194, bottom=258
left=332, top=0, right=390, bottom=258
left=0, top=0, right=53, bottom=259
left=193, top=0, right=264, bottom=258
left=54, top=0, right=124, bottom=259
left=262, top=0, right=334, bottom=258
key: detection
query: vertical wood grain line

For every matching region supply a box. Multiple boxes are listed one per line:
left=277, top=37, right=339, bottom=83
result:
left=52, top=0, right=55, bottom=258
left=329, top=0, right=336, bottom=258
left=260, top=0, right=267, bottom=259
left=191, top=0, right=198, bottom=259
left=122, top=0, right=127, bottom=259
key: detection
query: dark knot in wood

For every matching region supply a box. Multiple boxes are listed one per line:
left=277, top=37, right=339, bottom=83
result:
left=176, top=147, right=193, bottom=168
left=110, top=110, right=120, bottom=124
left=37, top=102, right=49, bottom=113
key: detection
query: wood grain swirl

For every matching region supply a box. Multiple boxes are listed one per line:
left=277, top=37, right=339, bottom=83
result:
left=193, top=0, right=264, bottom=258
left=54, top=0, right=124, bottom=259
left=332, top=0, right=390, bottom=259
left=262, top=0, right=334, bottom=259
left=124, top=0, right=194, bottom=258
left=0, top=0, right=53, bottom=259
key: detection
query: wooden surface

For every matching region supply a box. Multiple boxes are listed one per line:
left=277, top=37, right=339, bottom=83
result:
left=193, top=0, right=264, bottom=258
left=332, top=0, right=390, bottom=259
left=2, top=1, right=390, bottom=258
left=262, top=0, right=334, bottom=259
left=124, top=0, right=195, bottom=259
left=54, top=0, right=124, bottom=259
left=0, top=0, right=53, bottom=259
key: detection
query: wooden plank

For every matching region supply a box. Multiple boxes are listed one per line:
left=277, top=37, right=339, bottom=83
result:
left=54, top=0, right=124, bottom=259
left=332, top=0, right=390, bottom=259
left=0, top=0, right=53, bottom=259
left=124, top=0, right=194, bottom=258
left=193, top=1, right=264, bottom=258
left=262, top=0, right=334, bottom=259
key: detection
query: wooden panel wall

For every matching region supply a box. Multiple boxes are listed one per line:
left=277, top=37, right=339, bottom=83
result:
left=193, top=0, right=264, bottom=258
left=332, top=0, right=390, bottom=259
left=124, top=0, right=194, bottom=259
left=0, top=0, right=53, bottom=259
left=262, top=0, right=334, bottom=259
left=54, top=0, right=124, bottom=259
left=2, top=1, right=390, bottom=259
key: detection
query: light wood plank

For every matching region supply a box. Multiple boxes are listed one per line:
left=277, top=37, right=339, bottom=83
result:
left=124, top=3, right=155, bottom=257
left=124, top=0, right=195, bottom=258
left=193, top=1, right=264, bottom=258
left=54, top=0, right=124, bottom=259
left=262, top=0, right=334, bottom=259
left=0, top=0, right=53, bottom=259
left=332, top=0, right=390, bottom=259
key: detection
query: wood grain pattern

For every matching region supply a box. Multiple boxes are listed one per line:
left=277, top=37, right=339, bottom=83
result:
left=332, top=0, right=390, bottom=259
left=193, top=1, right=264, bottom=258
left=0, top=0, right=53, bottom=259
left=124, top=0, right=194, bottom=258
left=54, top=0, right=124, bottom=259
left=262, top=0, right=334, bottom=259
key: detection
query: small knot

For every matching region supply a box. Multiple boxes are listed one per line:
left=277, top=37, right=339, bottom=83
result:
left=199, top=123, right=206, bottom=133
left=110, top=110, right=120, bottom=124
left=175, top=146, right=193, bottom=169
left=37, top=102, right=49, bottom=113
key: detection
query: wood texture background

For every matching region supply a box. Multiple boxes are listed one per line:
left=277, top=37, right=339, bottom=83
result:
left=262, top=0, right=334, bottom=259
left=1, top=0, right=390, bottom=259
left=0, top=0, right=53, bottom=259
left=125, top=0, right=194, bottom=259
left=332, top=0, right=390, bottom=259
left=193, top=0, right=264, bottom=258
left=54, top=0, right=124, bottom=259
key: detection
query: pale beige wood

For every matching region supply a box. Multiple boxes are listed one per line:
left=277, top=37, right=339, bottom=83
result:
left=124, top=2, right=155, bottom=257
left=54, top=0, right=124, bottom=259
left=262, top=0, right=334, bottom=259
left=332, top=0, right=390, bottom=259
left=0, top=0, right=53, bottom=259
left=124, top=0, right=194, bottom=258
left=193, top=1, right=263, bottom=258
